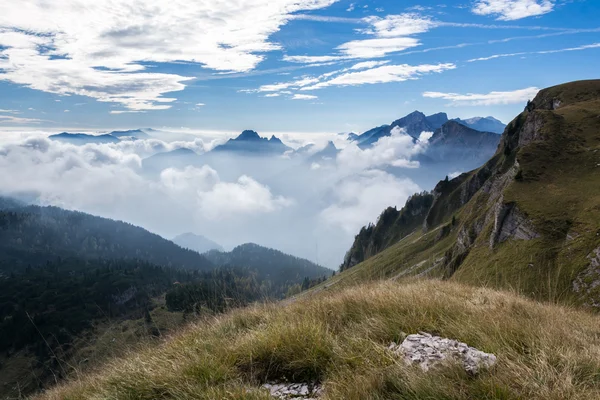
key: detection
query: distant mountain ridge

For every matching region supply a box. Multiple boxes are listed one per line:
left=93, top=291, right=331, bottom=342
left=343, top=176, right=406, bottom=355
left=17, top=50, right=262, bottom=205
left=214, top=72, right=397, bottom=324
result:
left=0, top=198, right=214, bottom=271
left=353, top=111, right=449, bottom=148
left=204, top=242, right=331, bottom=284
left=172, top=232, right=224, bottom=253
left=452, top=116, right=506, bottom=134
left=211, top=130, right=291, bottom=154
left=337, top=79, right=600, bottom=308
left=49, top=132, right=120, bottom=145
left=425, top=120, right=501, bottom=165
left=352, top=111, right=506, bottom=149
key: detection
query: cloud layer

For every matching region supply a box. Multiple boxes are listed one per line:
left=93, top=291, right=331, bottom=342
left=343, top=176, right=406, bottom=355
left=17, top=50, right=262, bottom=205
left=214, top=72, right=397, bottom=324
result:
left=0, top=128, right=436, bottom=268
left=423, top=87, right=540, bottom=106
left=472, top=0, right=555, bottom=21
left=0, top=0, right=338, bottom=111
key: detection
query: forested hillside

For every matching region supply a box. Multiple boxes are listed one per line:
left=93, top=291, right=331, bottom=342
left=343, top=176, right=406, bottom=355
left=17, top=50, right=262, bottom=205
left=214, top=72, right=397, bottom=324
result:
left=204, top=243, right=331, bottom=292
left=0, top=201, right=213, bottom=271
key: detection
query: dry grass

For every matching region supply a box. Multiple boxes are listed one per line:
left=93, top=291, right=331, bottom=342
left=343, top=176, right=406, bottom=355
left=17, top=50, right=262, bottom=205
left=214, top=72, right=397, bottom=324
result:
left=37, top=279, right=600, bottom=400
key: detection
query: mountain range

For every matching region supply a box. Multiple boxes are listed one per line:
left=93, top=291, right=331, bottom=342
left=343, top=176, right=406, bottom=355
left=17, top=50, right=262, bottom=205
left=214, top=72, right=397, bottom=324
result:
left=338, top=80, right=600, bottom=308
left=11, top=80, right=600, bottom=400
left=211, top=129, right=292, bottom=154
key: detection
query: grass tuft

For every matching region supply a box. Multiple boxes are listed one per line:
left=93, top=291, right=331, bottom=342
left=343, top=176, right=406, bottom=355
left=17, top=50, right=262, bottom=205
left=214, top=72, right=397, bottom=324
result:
left=38, top=280, right=600, bottom=400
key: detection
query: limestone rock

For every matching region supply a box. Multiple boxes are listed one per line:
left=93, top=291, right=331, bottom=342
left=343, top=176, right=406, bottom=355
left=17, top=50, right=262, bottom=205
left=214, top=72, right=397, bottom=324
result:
left=573, top=246, right=600, bottom=307
left=262, top=382, right=323, bottom=399
left=389, top=332, right=497, bottom=374
left=490, top=201, right=539, bottom=248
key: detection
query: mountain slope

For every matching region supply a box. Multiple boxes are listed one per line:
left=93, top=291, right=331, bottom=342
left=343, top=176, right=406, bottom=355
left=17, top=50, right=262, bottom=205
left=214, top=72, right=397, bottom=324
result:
left=424, top=120, right=501, bottom=166
left=453, top=116, right=506, bottom=133
left=0, top=201, right=213, bottom=271
left=204, top=243, right=331, bottom=286
left=335, top=80, right=600, bottom=306
left=38, top=279, right=600, bottom=400
left=172, top=232, right=224, bottom=253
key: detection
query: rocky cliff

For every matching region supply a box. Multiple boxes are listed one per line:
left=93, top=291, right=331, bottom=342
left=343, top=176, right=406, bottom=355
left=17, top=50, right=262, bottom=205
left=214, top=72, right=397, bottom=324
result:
left=340, top=80, right=600, bottom=307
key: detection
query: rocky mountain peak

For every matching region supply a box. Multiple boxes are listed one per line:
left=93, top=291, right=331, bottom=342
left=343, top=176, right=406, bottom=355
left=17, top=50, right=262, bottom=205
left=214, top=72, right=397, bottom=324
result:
left=236, top=130, right=261, bottom=141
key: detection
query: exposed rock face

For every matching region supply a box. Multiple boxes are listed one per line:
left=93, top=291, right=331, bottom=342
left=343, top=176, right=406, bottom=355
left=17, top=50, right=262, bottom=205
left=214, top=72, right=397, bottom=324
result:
left=262, top=383, right=323, bottom=399
left=389, top=333, right=497, bottom=374
left=573, top=247, right=600, bottom=307
left=517, top=112, right=546, bottom=148
left=490, top=202, right=539, bottom=247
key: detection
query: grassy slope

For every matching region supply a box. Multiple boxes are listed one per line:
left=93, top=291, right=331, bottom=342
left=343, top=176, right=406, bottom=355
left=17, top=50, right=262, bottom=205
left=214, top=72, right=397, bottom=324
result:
left=38, top=280, right=600, bottom=400
left=454, top=94, right=600, bottom=303
left=324, top=81, right=600, bottom=305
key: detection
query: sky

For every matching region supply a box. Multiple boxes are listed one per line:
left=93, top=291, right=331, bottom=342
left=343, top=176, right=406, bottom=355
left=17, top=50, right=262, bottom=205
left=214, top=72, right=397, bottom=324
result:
left=0, top=0, right=599, bottom=135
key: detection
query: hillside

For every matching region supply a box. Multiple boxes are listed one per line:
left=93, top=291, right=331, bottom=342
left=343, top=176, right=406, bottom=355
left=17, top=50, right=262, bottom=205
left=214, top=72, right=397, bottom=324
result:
left=337, top=80, right=600, bottom=306
left=37, top=280, right=600, bottom=400
left=204, top=243, right=331, bottom=293
left=0, top=201, right=213, bottom=271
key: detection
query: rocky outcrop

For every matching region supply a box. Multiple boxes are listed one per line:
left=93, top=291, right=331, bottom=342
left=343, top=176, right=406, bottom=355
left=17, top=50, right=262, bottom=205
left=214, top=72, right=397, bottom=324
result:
left=389, top=333, right=497, bottom=374
left=490, top=202, right=539, bottom=247
left=262, top=382, right=322, bottom=399
left=573, top=246, right=600, bottom=307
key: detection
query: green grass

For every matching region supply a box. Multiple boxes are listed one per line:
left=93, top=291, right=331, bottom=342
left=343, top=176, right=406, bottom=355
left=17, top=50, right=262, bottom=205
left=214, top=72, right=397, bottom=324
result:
left=319, top=82, right=600, bottom=307
left=38, top=280, right=600, bottom=400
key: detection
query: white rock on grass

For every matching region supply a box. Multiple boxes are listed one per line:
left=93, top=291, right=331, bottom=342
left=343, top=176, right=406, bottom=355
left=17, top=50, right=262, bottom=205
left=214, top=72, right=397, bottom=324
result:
left=262, top=382, right=323, bottom=399
left=389, top=332, right=497, bottom=374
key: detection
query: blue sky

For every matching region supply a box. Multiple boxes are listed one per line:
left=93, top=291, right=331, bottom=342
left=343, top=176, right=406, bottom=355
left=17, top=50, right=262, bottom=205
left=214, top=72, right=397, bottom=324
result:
left=0, top=0, right=598, bottom=135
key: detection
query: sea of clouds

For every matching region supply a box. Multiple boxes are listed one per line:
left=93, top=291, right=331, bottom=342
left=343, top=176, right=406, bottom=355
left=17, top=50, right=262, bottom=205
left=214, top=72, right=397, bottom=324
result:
left=0, top=127, right=444, bottom=268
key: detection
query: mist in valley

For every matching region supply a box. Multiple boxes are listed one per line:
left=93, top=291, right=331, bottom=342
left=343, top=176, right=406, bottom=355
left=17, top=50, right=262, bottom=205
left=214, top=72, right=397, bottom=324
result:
left=0, top=126, right=474, bottom=268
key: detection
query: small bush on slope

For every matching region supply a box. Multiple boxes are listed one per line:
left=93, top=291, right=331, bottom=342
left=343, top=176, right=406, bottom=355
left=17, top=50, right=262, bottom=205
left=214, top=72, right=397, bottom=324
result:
left=38, top=280, right=600, bottom=400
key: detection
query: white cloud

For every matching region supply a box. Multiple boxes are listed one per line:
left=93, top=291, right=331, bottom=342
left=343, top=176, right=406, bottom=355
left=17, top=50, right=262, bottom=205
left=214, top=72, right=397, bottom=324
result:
left=423, top=87, right=540, bottom=106
left=349, top=60, right=391, bottom=70
left=0, top=115, right=45, bottom=124
left=283, top=55, right=348, bottom=64
left=0, top=136, right=292, bottom=223
left=337, top=126, right=430, bottom=173
left=195, top=103, right=205, bottom=107
left=292, top=94, right=318, bottom=100
left=319, top=169, right=420, bottom=234
left=336, top=37, right=421, bottom=58
left=468, top=42, right=600, bottom=62
left=472, top=0, right=555, bottom=21
left=160, top=166, right=293, bottom=220
left=468, top=52, right=527, bottom=62
left=537, top=42, right=600, bottom=54
left=0, top=0, right=338, bottom=111
left=284, top=13, right=433, bottom=64
left=361, top=13, right=434, bottom=37
left=301, top=63, right=455, bottom=90
left=265, top=93, right=281, bottom=97
left=347, top=3, right=355, bottom=12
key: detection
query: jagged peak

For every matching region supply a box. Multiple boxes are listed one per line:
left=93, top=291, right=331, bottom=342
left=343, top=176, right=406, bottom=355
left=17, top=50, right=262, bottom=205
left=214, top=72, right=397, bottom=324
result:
left=269, top=135, right=283, bottom=144
left=236, top=130, right=261, bottom=140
